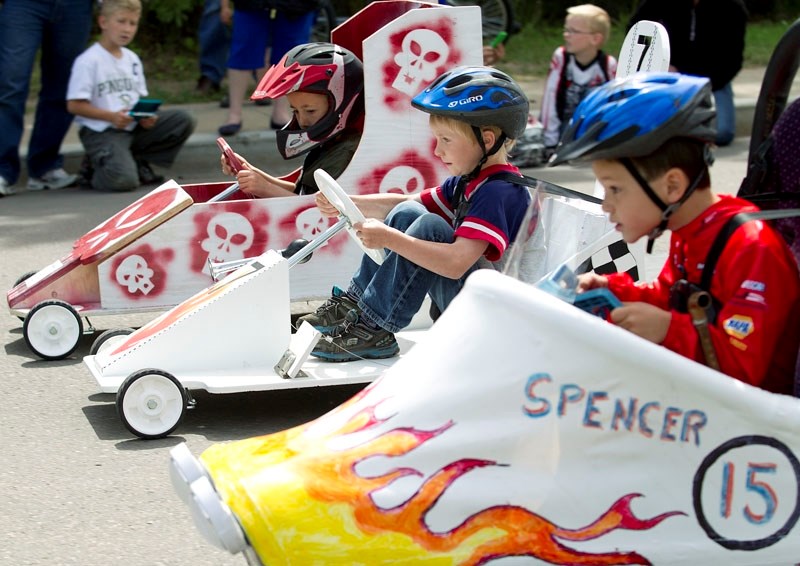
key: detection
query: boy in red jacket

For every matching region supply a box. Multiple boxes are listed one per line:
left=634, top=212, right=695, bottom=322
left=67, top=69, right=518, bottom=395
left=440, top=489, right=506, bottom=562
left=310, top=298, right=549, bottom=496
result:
left=549, top=72, right=800, bottom=395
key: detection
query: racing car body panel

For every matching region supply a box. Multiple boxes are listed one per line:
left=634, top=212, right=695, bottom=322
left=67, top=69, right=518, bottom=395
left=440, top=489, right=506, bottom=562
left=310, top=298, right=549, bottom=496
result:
left=84, top=248, right=425, bottom=394
left=176, top=269, right=800, bottom=565
left=7, top=181, right=192, bottom=313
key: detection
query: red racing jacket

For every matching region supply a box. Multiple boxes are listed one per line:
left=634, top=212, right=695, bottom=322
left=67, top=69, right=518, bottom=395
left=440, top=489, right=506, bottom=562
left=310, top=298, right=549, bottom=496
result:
left=605, top=195, right=800, bottom=395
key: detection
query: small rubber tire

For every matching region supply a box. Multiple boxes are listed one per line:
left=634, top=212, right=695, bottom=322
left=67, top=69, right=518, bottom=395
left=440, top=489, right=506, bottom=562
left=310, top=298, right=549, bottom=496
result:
left=116, top=369, right=188, bottom=440
left=89, top=328, right=135, bottom=356
left=23, top=299, right=83, bottom=360
left=12, top=270, right=38, bottom=322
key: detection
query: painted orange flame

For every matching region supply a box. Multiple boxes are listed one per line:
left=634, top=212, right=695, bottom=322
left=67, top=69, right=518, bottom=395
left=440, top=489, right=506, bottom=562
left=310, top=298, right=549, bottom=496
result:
left=243, top=389, right=685, bottom=565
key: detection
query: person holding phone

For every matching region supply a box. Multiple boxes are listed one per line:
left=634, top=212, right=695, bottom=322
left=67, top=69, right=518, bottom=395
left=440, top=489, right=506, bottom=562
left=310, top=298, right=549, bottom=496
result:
left=219, top=42, right=364, bottom=198
left=66, top=0, right=196, bottom=192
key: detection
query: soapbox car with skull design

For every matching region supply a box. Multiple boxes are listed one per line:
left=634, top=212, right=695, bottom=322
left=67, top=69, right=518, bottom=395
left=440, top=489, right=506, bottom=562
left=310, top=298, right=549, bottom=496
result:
left=83, top=166, right=646, bottom=440
left=5, top=1, right=485, bottom=361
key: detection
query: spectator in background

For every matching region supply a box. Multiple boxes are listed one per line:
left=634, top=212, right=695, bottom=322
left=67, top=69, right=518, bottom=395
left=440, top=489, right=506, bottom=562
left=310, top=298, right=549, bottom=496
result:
left=483, top=40, right=506, bottom=66
left=218, top=0, right=319, bottom=136
left=627, top=0, right=748, bottom=147
left=539, top=4, right=617, bottom=153
left=0, top=0, right=93, bottom=196
left=67, top=0, right=196, bottom=192
left=196, top=0, right=232, bottom=96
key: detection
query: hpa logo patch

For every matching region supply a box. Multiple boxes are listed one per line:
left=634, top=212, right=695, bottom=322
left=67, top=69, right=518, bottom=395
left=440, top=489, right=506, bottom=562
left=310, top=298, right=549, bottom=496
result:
left=723, top=315, right=754, bottom=340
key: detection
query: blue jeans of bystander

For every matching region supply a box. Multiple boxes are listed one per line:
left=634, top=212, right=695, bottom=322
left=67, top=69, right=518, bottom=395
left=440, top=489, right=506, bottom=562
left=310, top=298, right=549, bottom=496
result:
left=0, top=0, right=93, bottom=184
left=198, top=0, right=231, bottom=85
left=713, top=82, right=736, bottom=147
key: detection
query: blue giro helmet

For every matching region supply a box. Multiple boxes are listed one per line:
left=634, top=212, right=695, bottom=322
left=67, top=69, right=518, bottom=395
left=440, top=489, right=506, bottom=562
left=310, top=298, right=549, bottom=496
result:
left=548, top=72, right=716, bottom=166
left=411, top=66, right=530, bottom=139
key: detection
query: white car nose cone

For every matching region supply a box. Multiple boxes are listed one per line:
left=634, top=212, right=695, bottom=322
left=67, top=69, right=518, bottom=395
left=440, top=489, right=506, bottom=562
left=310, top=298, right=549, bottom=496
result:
left=188, top=475, right=248, bottom=554
left=169, top=443, right=212, bottom=505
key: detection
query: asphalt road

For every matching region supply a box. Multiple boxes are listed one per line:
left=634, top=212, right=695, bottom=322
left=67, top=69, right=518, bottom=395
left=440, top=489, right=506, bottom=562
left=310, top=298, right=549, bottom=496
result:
left=0, top=138, right=750, bottom=565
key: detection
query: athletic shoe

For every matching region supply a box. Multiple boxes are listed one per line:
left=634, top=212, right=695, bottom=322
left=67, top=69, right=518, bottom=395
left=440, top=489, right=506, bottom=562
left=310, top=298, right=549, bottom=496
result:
left=137, top=160, right=165, bottom=185
left=0, top=175, right=14, bottom=196
left=297, top=286, right=358, bottom=332
left=311, top=309, right=399, bottom=363
left=27, top=168, right=77, bottom=191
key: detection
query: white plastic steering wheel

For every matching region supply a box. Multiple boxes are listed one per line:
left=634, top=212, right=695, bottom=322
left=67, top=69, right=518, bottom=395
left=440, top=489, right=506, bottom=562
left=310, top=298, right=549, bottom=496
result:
left=314, top=169, right=385, bottom=265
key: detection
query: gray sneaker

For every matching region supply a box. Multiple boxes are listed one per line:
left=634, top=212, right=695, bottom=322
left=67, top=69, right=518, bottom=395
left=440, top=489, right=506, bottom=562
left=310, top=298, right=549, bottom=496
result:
left=297, top=286, right=358, bottom=332
left=0, top=175, right=14, bottom=196
left=312, top=309, right=399, bottom=363
left=27, top=168, right=78, bottom=191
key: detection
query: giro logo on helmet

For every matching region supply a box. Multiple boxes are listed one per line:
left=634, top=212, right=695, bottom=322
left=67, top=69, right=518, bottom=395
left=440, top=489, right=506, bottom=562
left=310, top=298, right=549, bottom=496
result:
left=447, top=95, right=484, bottom=108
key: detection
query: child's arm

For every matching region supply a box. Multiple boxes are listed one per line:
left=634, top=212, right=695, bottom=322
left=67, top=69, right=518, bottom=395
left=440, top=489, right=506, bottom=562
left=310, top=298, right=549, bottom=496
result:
left=315, top=192, right=416, bottom=221
left=67, top=99, right=134, bottom=130
left=539, top=48, right=565, bottom=148
left=576, top=272, right=608, bottom=292
left=219, top=152, right=296, bottom=197
left=356, top=221, right=488, bottom=279
left=661, top=237, right=799, bottom=388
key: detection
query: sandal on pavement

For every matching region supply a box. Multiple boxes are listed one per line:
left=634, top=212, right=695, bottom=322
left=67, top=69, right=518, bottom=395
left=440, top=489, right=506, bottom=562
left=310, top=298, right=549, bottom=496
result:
left=218, top=122, right=242, bottom=136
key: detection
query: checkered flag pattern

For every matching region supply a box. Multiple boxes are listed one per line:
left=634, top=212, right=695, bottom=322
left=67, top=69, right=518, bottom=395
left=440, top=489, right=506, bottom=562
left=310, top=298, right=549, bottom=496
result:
left=576, top=237, right=639, bottom=280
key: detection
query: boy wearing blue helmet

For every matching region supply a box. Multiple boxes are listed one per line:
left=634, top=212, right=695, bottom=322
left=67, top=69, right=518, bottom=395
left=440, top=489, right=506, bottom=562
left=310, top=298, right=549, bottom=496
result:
left=549, top=72, right=800, bottom=395
left=303, top=66, right=532, bottom=362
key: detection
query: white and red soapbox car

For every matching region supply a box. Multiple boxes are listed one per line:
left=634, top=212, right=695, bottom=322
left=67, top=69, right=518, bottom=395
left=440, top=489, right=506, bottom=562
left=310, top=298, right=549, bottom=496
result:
left=6, top=0, right=486, bottom=360
left=83, top=168, right=645, bottom=440
left=79, top=9, right=682, bottom=440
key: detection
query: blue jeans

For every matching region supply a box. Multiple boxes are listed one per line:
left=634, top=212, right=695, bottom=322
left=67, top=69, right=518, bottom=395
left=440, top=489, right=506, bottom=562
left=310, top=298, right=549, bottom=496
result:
left=348, top=201, right=479, bottom=333
left=198, top=0, right=230, bottom=85
left=713, top=82, right=735, bottom=146
left=0, top=0, right=93, bottom=184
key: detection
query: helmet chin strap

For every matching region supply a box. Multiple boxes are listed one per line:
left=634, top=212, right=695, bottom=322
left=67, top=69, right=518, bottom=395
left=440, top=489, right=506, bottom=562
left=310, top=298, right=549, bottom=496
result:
left=620, top=154, right=709, bottom=254
left=455, top=128, right=508, bottom=196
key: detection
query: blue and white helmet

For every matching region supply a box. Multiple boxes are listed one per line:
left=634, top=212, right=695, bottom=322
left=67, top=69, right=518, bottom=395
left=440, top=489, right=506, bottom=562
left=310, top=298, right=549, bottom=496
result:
left=549, top=72, right=716, bottom=166
left=411, top=66, right=529, bottom=140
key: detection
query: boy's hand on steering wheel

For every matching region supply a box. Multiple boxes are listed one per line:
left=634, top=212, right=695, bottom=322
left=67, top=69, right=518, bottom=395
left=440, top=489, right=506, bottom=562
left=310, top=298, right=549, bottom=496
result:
left=314, top=193, right=339, bottom=217
left=353, top=219, right=390, bottom=249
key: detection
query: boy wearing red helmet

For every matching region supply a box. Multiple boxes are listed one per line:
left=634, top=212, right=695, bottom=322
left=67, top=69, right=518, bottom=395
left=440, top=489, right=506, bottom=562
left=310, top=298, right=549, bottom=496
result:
left=220, top=42, right=364, bottom=197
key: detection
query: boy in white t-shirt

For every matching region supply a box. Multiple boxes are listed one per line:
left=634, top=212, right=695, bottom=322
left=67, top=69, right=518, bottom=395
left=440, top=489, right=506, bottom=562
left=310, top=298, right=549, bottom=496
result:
left=67, top=0, right=195, bottom=192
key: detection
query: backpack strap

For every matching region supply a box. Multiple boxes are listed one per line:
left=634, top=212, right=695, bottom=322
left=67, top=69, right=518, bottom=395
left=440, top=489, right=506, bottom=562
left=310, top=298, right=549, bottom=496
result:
left=555, top=47, right=570, bottom=121
left=599, top=50, right=611, bottom=82
left=700, top=208, right=800, bottom=291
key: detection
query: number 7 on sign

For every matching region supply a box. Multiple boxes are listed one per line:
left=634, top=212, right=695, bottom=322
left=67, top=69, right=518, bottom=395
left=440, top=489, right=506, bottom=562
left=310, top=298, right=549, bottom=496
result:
left=591, top=20, right=670, bottom=199
left=617, top=20, right=670, bottom=79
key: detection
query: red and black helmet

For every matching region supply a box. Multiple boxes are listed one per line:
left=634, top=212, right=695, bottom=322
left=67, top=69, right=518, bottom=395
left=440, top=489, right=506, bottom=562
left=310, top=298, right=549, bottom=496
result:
left=252, top=42, right=364, bottom=159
